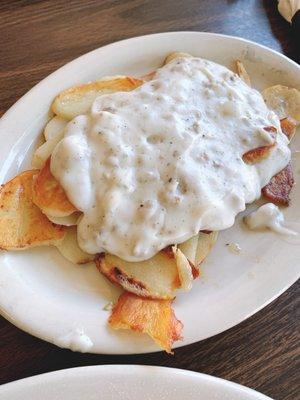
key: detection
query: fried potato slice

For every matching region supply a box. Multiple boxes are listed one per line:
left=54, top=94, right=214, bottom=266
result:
left=32, top=129, right=64, bottom=169
left=280, top=117, right=297, bottom=141
left=95, top=248, right=180, bottom=300
left=242, top=126, right=277, bottom=164
left=32, top=158, right=77, bottom=217
left=56, top=226, right=94, bottom=264
left=263, top=85, right=300, bottom=122
left=44, top=116, right=68, bottom=141
left=262, top=163, right=294, bottom=206
left=236, top=60, right=251, bottom=86
left=0, top=171, right=66, bottom=250
left=52, top=76, right=143, bottom=120
left=163, top=52, right=193, bottom=65
left=96, top=232, right=214, bottom=299
left=242, top=143, right=275, bottom=164
left=108, top=292, right=183, bottom=353
left=195, top=231, right=218, bottom=266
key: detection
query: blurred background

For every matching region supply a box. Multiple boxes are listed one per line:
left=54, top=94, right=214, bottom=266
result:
left=0, top=0, right=298, bottom=118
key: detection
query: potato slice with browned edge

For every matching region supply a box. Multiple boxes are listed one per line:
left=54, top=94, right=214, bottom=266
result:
left=163, top=52, right=192, bottom=65
left=32, top=158, right=77, bottom=217
left=195, top=231, right=218, bottom=266
left=95, top=248, right=180, bottom=300
left=280, top=117, right=297, bottom=141
left=263, top=85, right=300, bottom=122
left=56, top=226, right=94, bottom=264
left=242, top=143, right=276, bottom=164
left=236, top=60, right=251, bottom=86
left=242, top=126, right=277, bottom=165
left=109, top=291, right=183, bottom=353
left=142, top=53, right=192, bottom=81
left=95, top=233, right=216, bottom=299
left=0, top=171, right=66, bottom=250
left=52, top=76, right=144, bottom=120
left=262, top=163, right=294, bottom=206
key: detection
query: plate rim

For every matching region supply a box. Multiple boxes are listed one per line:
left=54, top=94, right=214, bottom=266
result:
left=0, top=31, right=299, bottom=355
left=1, top=30, right=299, bottom=125
left=0, top=364, right=272, bottom=399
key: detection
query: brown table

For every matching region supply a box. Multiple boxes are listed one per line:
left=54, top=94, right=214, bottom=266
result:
left=0, top=1, right=299, bottom=399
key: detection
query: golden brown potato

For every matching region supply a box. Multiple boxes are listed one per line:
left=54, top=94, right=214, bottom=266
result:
left=95, top=232, right=217, bottom=299
left=262, top=163, right=294, bottom=206
left=32, top=158, right=77, bottom=217
left=108, top=291, right=183, bottom=353
left=236, top=60, right=251, bottom=86
left=242, top=144, right=275, bottom=164
left=163, top=52, right=192, bottom=65
left=141, top=52, right=192, bottom=81
left=242, top=126, right=277, bottom=165
left=52, top=76, right=143, bottom=120
left=95, top=248, right=181, bottom=300
left=280, top=117, right=297, bottom=141
left=0, top=171, right=66, bottom=250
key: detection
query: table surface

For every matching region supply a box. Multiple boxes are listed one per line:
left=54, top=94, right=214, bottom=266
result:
left=0, top=1, right=299, bottom=399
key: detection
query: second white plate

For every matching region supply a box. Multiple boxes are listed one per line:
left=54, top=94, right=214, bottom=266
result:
left=0, top=365, right=272, bottom=400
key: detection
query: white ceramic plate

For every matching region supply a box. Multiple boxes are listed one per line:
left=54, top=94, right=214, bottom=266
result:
left=0, top=365, right=272, bottom=400
left=0, top=32, right=299, bottom=354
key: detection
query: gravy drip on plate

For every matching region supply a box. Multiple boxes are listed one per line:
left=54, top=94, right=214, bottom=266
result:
left=244, top=203, right=297, bottom=235
left=51, top=56, right=290, bottom=261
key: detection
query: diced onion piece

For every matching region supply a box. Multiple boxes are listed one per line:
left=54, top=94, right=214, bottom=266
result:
left=236, top=60, right=251, bottom=86
left=56, top=226, right=94, bottom=265
left=32, top=130, right=64, bottom=169
left=44, top=116, right=68, bottom=141
left=172, top=246, right=193, bottom=292
left=178, top=234, right=198, bottom=265
left=46, top=212, right=81, bottom=226
left=195, top=231, right=219, bottom=267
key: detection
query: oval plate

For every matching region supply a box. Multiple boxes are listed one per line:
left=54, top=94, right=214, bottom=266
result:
left=0, top=365, right=272, bottom=400
left=0, top=32, right=299, bottom=354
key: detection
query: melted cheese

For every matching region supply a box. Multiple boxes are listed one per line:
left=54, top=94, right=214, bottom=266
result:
left=51, top=56, right=291, bottom=261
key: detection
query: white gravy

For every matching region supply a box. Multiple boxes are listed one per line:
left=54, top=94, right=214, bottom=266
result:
left=244, top=203, right=297, bottom=235
left=55, top=328, right=93, bottom=352
left=51, top=56, right=291, bottom=261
